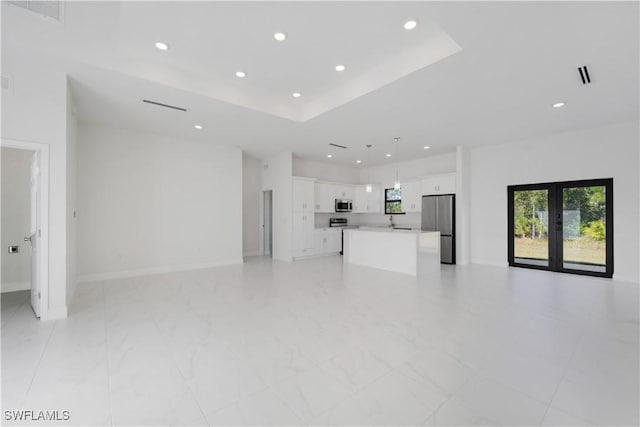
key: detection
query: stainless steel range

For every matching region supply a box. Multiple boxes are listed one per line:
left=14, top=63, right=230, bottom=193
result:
left=329, top=218, right=359, bottom=254
left=329, top=218, right=348, bottom=227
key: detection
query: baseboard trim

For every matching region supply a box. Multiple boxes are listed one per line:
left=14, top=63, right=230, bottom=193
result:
left=77, top=259, right=244, bottom=283
left=45, top=305, right=68, bottom=320
left=471, top=260, right=509, bottom=268
left=293, top=252, right=340, bottom=261
left=612, top=274, right=639, bottom=284
left=1, top=281, right=30, bottom=293
left=243, top=250, right=263, bottom=257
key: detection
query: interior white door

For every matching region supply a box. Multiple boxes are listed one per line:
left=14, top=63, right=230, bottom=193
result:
left=263, top=190, right=273, bottom=256
left=29, top=152, right=40, bottom=318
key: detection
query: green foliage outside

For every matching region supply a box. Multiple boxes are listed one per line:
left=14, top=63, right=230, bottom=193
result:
left=582, top=219, right=606, bottom=241
left=513, top=186, right=607, bottom=265
left=386, top=202, right=403, bottom=214
left=385, top=188, right=402, bottom=214
left=563, top=186, right=607, bottom=242
left=513, top=189, right=548, bottom=239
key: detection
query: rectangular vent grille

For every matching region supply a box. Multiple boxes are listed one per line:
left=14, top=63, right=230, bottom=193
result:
left=578, top=65, right=591, bottom=85
left=329, top=143, right=348, bottom=149
left=8, top=1, right=61, bottom=21
left=142, top=99, right=187, bottom=112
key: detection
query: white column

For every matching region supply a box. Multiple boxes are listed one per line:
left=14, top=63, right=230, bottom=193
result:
left=455, top=146, right=471, bottom=265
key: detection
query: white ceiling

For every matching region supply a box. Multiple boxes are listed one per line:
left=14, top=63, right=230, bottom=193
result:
left=3, top=1, right=638, bottom=166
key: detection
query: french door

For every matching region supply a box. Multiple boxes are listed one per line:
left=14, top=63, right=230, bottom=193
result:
left=508, top=178, right=613, bottom=278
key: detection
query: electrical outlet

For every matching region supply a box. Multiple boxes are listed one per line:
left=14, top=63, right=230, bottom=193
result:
left=8, top=246, right=19, bottom=254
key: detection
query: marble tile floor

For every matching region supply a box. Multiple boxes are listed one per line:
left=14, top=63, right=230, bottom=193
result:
left=1, top=256, right=638, bottom=426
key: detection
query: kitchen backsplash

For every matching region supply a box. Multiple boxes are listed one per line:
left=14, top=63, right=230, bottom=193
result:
left=314, top=212, right=421, bottom=228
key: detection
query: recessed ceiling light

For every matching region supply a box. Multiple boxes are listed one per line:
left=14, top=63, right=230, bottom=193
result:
left=292, top=92, right=301, bottom=98
left=194, top=125, right=203, bottom=129
left=356, top=160, right=361, bottom=163
left=335, top=64, right=345, bottom=72
left=155, top=42, right=169, bottom=51
left=424, top=146, right=430, bottom=150
left=327, top=154, right=333, bottom=158
left=552, top=101, right=566, bottom=108
left=386, top=153, right=391, bottom=157
left=274, top=32, right=287, bottom=41
left=235, top=71, right=246, bottom=78
left=404, top=20, right=418, bottom=30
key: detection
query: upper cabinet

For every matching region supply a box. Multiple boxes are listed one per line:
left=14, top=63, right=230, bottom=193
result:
left=312, top=174, right=455, bottom=214
left=354, top=184, right=381, bottom=213
left=401, top=181, right=422, bottom=212
left=315, top=182, right=334, bottom=212
left=421, top=174, right=456, bottom=196
left=332, top=184, right=355, bottom=200
left=293, top=177, right=315, bottom=212
left=366, top=185, right=382, bottom=213
left=353, top=186, right=367, bottom=213
left=315, top=182, right=356, bottom=212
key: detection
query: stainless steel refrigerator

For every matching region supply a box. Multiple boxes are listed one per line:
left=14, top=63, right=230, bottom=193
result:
left=421, top=195, right=455, bottom=264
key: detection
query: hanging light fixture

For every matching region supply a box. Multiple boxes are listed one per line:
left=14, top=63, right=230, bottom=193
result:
left=365, top=144, right=373, bottom=193
left=393, top=137, right=401, bottom=190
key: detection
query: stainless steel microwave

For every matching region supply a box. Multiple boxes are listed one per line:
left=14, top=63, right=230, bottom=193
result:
left=335, top=199, right=353, bottom=212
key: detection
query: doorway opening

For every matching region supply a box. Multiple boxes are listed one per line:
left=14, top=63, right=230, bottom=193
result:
left=1, top=141, right=49, bottom=319
left=263, top=190, right=273, bottom=256
left=508, top=178, right=613, bottom=278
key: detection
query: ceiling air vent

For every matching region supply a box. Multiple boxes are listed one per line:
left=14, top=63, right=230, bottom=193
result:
left=329, top=143, right=348, bottom=149
left=8, top=1, right=62, bottom=22
left=142, top=99, right=187, bottom=112
left=578, top=65, right=591, bottom=85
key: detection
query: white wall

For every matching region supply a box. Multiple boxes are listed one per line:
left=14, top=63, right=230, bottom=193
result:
left=1, top=148, right=32, bottom=292
left=456, top=146, right=472, bottom=265
left=2, top=45, right=69, bottom=318
left=76, top=123, right=243, bottom=281
left=243, top=152, right=262, bottom=257
left=293, top=157, right=361, bottom=183
left=469, top=121, right=639, bottom=283
left=262, top=151, right=293, bottom=262
left=66, top=84, right=78, bottom=305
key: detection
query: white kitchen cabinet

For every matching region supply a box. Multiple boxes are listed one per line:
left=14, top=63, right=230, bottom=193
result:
left=314, top=228, right=341, bottom=255
left=421, top=174, right=456, bottom=196
left=293, top=178, right=315, bottom=213
left=365, top=185, right=382, bottom=213
left=314, top=182, right=334, bottom=213
left=293, top=212, right=314, bottom=257
left=333, top=184, right=355, bottom=200
left=317, top=182, right=378, bottom=213
left=354, top=184, right=381, bottom=213
left=353, top=186, right=368, bottom=213
left=401, top=180, right=422, bottom=212
left=315, top=182, right=354, bottom=212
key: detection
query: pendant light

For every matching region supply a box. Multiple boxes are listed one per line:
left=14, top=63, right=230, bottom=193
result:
left=365, top=144, right=373, bottom=193
left=393, top=137, right=401, bottom=190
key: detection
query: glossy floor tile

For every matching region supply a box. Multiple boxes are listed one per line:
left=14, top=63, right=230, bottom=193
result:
left=1, top=256, right=638, bottom=426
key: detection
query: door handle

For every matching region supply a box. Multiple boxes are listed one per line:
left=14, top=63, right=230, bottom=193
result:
left=24, top=236, right=31, bottom=242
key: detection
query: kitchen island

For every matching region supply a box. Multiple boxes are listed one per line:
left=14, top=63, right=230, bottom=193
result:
left=342, top=227, right=441, bottom=276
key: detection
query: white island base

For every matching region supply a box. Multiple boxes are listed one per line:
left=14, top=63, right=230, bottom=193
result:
left=343, top=228, right=441, bottom=276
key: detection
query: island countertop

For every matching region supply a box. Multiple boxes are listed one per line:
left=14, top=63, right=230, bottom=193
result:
left=354, top=227, right=426, bottom=234
left=343, top=228, right=440, bottom=276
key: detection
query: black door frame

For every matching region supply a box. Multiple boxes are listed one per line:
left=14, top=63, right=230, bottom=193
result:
left=508, top=178, right=613, bottom=278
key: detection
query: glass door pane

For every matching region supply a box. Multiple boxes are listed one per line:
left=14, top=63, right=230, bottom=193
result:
left=513, top=189, right=549, bottom=267
left=562, top=186, right=607, bottom=273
